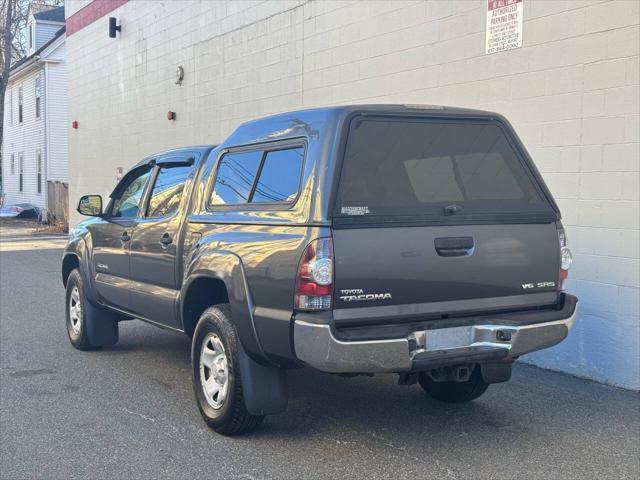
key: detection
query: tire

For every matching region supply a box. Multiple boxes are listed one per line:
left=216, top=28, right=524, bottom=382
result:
left=191, top=305, right=264, bottom=436
left=65, top=268, right=119, bottom=350
left=419, top=366, right=489, bottom=403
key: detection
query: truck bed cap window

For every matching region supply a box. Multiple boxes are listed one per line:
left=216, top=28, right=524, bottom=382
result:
left=210, top=151, right=262, bottom=205
left=252, top=148, right=304, bottom=203
left=209, top=145, right=305, bottom=207
left=335, top=118, right=553, bottom=220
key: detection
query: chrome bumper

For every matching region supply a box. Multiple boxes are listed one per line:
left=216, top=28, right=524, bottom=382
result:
left=294, top=304, right=577, bottom=373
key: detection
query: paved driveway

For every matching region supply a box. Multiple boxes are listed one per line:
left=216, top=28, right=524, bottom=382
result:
left=1, top=221, right=639, bottom=479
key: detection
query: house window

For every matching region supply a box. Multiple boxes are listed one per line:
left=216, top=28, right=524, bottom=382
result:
left=10, top=154, right=15, bottom=174
left=35, top=76, right=41, bottom=119
left=36, top=151, right=42, bottom=194
left=18, top=154, right=24, bottom=192
left=29, top=24, right=34, bottom=50
left=9, top=89, right=12, bottom=125
left=18, top=86, right=23, bottom=123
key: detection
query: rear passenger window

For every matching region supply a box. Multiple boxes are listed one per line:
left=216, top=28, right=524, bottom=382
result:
left=147, top=165, right=192, bottom=218
left=252, top=148, right=304, bottom=203
left=209, top=146, right=304, bottom=206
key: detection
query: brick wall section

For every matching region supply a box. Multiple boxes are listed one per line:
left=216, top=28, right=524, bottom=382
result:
left=65, top=0, right=640, bottom=389
left=66, top=0, right=128, bottom=36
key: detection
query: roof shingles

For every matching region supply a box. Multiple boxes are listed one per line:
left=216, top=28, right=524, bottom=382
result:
left=10, top=26, right=65, bottom=72
left=33, top=5, right=65, bottom=23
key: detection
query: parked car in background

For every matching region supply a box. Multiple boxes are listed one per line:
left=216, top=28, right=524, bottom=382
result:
left=62, top=105, right=577, bottom=435
left=0, top=203, right=40, bottom=218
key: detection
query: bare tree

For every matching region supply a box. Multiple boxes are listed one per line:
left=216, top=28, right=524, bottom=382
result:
left=0, top=0, right=62, bottom=152
left=1, top=0, right=16, bottom=152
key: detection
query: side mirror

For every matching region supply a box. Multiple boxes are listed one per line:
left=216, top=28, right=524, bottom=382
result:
left=77, top=195, right=103, bottom=217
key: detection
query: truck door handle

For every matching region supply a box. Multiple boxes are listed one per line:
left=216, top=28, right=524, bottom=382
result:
left=434, top=237, right=474, bottom=257
left=121, top=232, right=131, bottom=242
left=160, top=233, right=173, bottom=246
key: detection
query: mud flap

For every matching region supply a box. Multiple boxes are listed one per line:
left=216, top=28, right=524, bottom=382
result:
left=480, top=362, right=513, bottom=384
left=84, top=300, right=119, bottom=346
left=238, top=341, right=288, bottom=415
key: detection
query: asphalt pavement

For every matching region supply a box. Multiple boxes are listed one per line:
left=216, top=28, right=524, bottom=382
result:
left=1, top=219, right=639, bottom=479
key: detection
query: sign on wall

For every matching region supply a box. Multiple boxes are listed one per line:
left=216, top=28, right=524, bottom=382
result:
left=486, top=0, right=524, bottom=54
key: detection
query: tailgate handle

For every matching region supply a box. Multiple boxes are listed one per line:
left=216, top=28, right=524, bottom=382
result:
left=434, top=237, right=474, bottom=257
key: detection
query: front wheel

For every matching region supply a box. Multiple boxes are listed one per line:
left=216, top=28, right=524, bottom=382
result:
left=65, top=268, right=119, bottom=350
left=191, top=305, right=264, bottom=436
left=419, top=367, right=489, bottom=403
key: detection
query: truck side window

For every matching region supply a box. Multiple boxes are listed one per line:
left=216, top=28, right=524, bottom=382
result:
left=252, top=147, right=304, bottom=203
left=147, top=165, right=192, bottom=218
left=210, top=151, right=262, bottom=205
left=111, top=167, right=152, bottom=218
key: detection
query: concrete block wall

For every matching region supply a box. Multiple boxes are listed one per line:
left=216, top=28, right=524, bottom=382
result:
left=65, top=0, right=639, bottom=389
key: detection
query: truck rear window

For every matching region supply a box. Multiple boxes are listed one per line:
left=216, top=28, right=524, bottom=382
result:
left=336, top=118, right=552, bottom=219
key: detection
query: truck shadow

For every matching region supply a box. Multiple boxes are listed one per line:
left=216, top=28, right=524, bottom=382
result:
left=261, top=368, right=523, bottom=439
left=249, top=362, right=634, bottom=454
left=106, top=321, right=635, bottom=460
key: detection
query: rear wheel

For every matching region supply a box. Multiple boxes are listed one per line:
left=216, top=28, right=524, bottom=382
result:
left=419, top=367, right=489, bottom=403
left=191, top=305, right=263, bottom=436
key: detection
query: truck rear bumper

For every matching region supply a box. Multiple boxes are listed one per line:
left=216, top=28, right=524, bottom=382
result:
left=293, top=296, right=578, bottom=373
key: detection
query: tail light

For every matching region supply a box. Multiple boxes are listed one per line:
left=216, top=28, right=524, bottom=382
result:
left=557, top=225, right=572, bottom=291
left=294, top=237, right=333, bottom=311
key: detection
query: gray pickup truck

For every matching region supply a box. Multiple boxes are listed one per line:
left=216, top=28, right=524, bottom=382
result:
left=63, top=105, right=577, bottom=435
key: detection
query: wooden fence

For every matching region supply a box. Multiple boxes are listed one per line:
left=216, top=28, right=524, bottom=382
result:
left=47, top=181, right=69, bottom=231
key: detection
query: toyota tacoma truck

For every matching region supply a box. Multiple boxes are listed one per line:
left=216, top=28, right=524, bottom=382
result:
left=63, top=105, right=577, bottom=436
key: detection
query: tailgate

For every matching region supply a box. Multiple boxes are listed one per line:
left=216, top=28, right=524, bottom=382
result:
left=332, top=223, right=560, bottom=326
left=331, top=114, right=560, bottom=326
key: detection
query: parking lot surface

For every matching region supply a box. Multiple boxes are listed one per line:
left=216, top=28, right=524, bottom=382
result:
left=1, top=220, right=639, bottom=479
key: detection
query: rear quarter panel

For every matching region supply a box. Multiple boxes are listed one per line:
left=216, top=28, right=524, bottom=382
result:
left=182, top=112, right=340, bottom=364
left=182, top=222, right=329, bottom=364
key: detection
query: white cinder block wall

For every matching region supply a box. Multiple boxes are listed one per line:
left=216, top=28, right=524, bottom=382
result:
left=65, top=0, right=640, bottom=389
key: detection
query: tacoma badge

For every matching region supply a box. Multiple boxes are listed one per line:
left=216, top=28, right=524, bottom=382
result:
left=339, top=289, right=392, bottom=302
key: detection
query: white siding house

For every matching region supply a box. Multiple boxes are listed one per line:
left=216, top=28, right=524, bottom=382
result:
left=2, top=6, right=68, bottom=220
left=28, top=9, right=64, bottom=54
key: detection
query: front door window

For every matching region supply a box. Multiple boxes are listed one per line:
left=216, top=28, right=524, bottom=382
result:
left=146, top=165, right=192, bottom=218
left=111, top=167, right=152, bottom=218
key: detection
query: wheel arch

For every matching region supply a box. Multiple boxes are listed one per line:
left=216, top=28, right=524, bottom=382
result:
left=62, top=253, right=80, bottom=287
left=62, top=234, right=100, bottom=305
left=180, top=249, right=273, bottom=366
left=181, top=275, right=229, bottom=338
